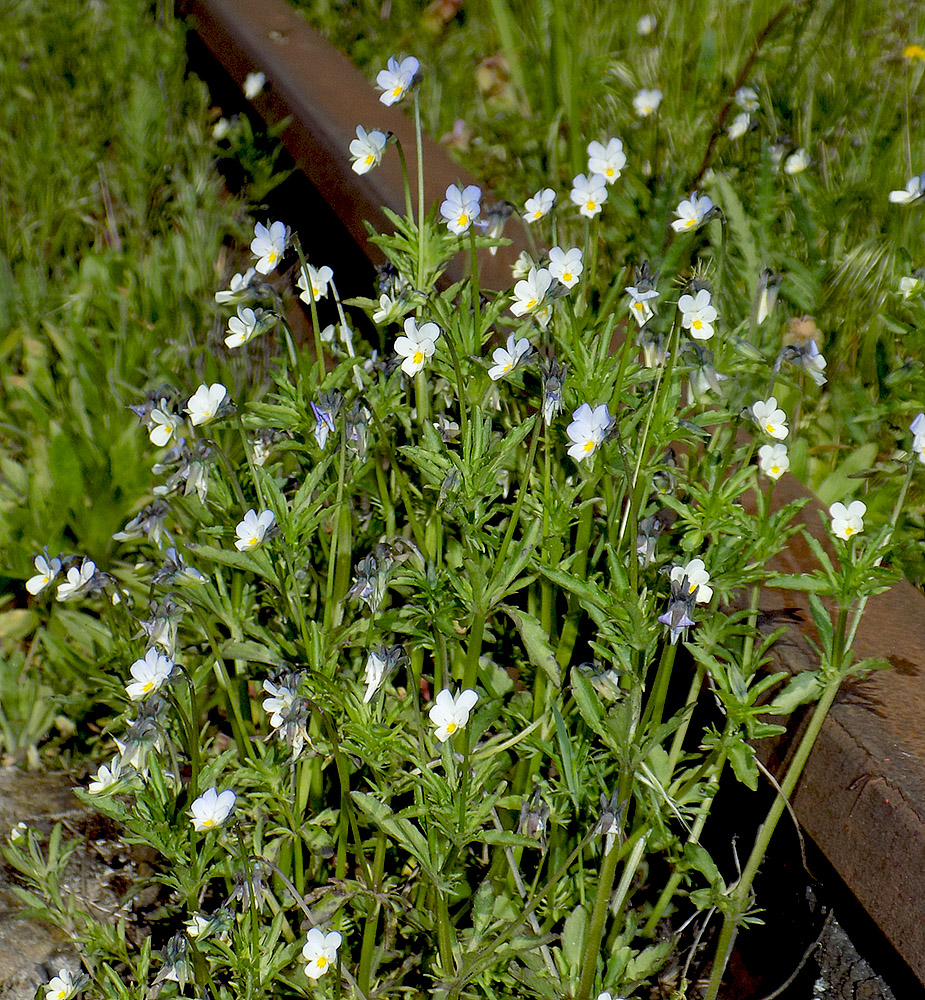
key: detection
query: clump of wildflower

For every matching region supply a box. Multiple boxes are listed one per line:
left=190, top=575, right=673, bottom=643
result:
left=488, top=334, right=532, bottom=381
left=633, top=88, right=662, bottom=117
left=751, top=396, right=789, bottom=439
left=250, top=221, right=288, bottom=274
left=523, top=187, right=555, bottom=222
left=671, top=192, right=714, bottom=232
left=758, top=443, right=790, bottom=480
left=243, top=71, right=265, bottom=100
left=429, top=687, right=479, bottom=742
left=234, top=509, right=276, bottom=551
left=349, top=125, right=388, bottom=174
left=570, top=173, right=607, bottom=217
left=548, top=246, right=583, bottom=289
left=190, top=788, right=236, bottom=831
left=302, top=928, right=342, bottom=979
left=26, top=550, right=61, bottom=596
left=566, top=403, right=613, bottom=463
left=376, top=55, right=419, bottom=105
left=678, top=288, right=717, bottom=340
left=587, top=138, right=626, bottom=183
left=889, top=172, right=925, bottom=205
left=125, top=648, right=174, bottom=701
left=395, top=317, right=441, bottom=376
left=510, top=267, right=552, bottom=323
left=186, top=383, right=229, bottom=426
left=829, top=500, right=866, bottom=540
left=440, top=183, right=481, bottom=235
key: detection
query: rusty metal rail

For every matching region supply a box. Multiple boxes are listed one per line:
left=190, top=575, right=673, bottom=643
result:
left=179, top=0, right=925, bottom=985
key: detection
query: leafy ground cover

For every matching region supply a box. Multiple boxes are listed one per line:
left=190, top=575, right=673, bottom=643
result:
left=3, top=1, right=925, bottom=1000
left=296, top=0, right=925, bottom=582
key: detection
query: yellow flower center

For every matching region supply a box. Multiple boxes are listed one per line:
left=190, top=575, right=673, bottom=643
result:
left=247, top=537, right=258, bottom=548
left=317, top=956, right=328, bottom=969
left=445, top=721, right=458, bottom=734
left=605, top=168, right=614, bottom=177
left=685, top=218, right=696, bottom=228
left=412, top=351, right=424, bottom=365
left=268, top=251, right=278, bottom=263
left=586, top=200, right=596, bottom=211
left=143, top=681, right=154, bottom=693
left=633, top=301, right=644, bottom=311
left=583, top=440, right=595, bottom=453
left=904, top=44, right=925, bottom=60
left=502, top=362, right=512, bottom=373
left=202, top=818, right=215, bottom=828
left=692, top=319, right=703, bottom=330
left=844, top=525, right=855, bottom=536
left=392, top=85, right=403, bottom=98
left=365, top=154, right=374, bottom=165
left=457, top=213, right=469, bottom=228
left=771, top=464, right=781, bottom=475
left=562, top=270, right=573, bottom=282
left=526, top=298, right=537, bottom=309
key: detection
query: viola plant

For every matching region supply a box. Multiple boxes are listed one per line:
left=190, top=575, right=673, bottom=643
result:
left=7, top=27, right=924, bottom=1000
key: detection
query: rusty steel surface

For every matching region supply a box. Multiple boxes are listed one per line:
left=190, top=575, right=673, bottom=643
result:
left=756, top=473, right=925, bottom=984
left=180, top=0, right=526, bottom=289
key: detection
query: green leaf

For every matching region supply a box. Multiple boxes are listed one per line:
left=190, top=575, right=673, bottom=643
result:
left=561, top=904, right=588, bottom=969
left=502, top=606, right=560, bottom=687
left=727, top=737, right=759, bottom=790
left=765, top=670, right=823, bottom=714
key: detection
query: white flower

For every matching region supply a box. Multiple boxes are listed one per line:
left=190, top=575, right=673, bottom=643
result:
left=429, top=687, right=479, bottom=742
left=302, top=928, right=342, bottom=979
left=911, top=413, right=925, bottom=464
left=212, top=117, right=231, bottom=140
left=185, top=914, right=211, bottom=938
left=829, top=500, right=866, bottom=540
left=625, top=285, right=659, bottom=326
left=250, top=220, right=288, bottom=274
left=225, top=306, right=259, bottom=348
left=190, top=787, right=236, bottom=831
left=394, top=317, right=441, bottom=377
left=262, top=679, right=297, bottom=727
left=376, top=55, right=419, bottom=106
left=784, top=148, right=810, bottom=175
left=510, top=266, right=552, bottom=318
left=511, top=251, right=535, bottom=280
left=587, top=138, right=626, bottom=183
left=751, top=396, right=788, bottom=439
left=149, top=408, right=182, bottom=448
left=27, top=553, right=61, bottom=595
left=727, top=112, right=750, bottom=139
left=633, top=88, right=663, bottom=117
left=566, top=403, right=613, bottom=462
left=889, top=173, right=925, bottom=205
left=297, top=263, right=334, bottom=304
left=363, top=650, right=387, bottom=704
left=548, top=246, right=583, bottom=289
left=44, top=969, right=79, bottom=1000
left=758, top=443, right=790, bottom=480
left=801, top=340, right=828, bottom=385
left=88, top=760, right=122, bottom=794
left=349, top=125, right=388, bottom=175
left=900, top=275, right=924, bottom=299
left=373, top=293, right=405, bottom=325
left=637, top=13, right=656, bottom=35
left=678, top=288, right=717, bottom=340
left=440, top=183, right=481, bottom=235
left=186, top=383, right=228, bottom=426
left=56, top=559, right=97, bottom=601
left=243, top=71, right=265, bottom=100
left=671, top=192, right=713, bottom=232
left=215, top=268, right=256, bottom=304
left=125, top=648, right=174, bottom=701
left=488, top=334, right=532, bottom=380
left=570, top=173, right=608, bottom=218
left=735, top=86, right=759, bottom=111
left=523, top=188, right=556, bottom=222
left=234, top=509, right=276, bottom=551
left=670, top=558, right=713, bottom=604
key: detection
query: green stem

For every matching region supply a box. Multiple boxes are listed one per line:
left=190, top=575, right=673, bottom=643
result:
left=413, top=93, right=426, bottom=291
left=357, top=833, right=387, bottom=994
